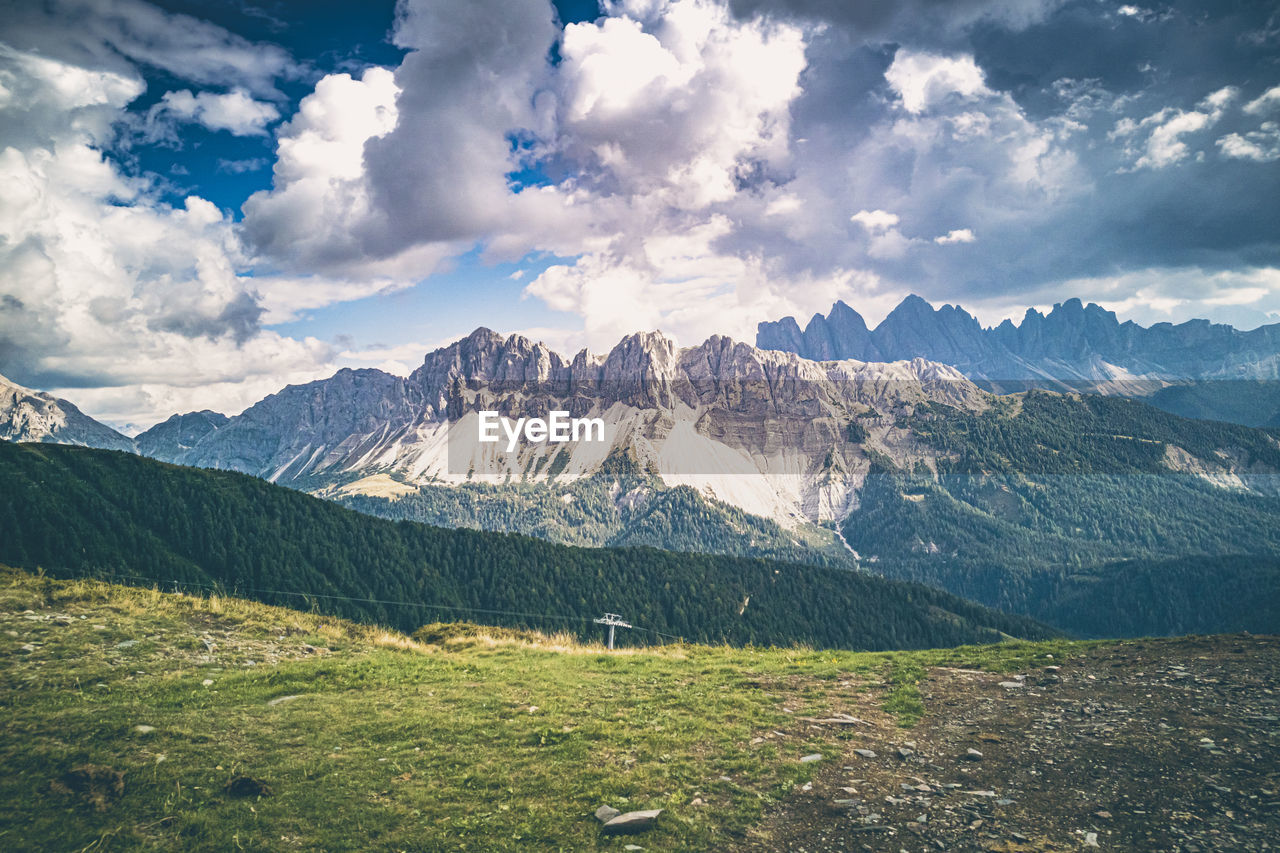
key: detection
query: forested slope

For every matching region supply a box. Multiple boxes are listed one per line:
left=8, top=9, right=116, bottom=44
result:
left=842, top=392, right=1280, bottom=634
left=0, top=442, right=1053, bottom=650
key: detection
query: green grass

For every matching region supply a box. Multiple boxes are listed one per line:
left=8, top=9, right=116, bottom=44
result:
left=881, top=656, right=927, bottom=726
left=0, top=567, right=1087, bottom=851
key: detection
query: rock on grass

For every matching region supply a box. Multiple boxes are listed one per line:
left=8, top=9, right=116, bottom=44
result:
left=602, top=809, right=663, bottom=835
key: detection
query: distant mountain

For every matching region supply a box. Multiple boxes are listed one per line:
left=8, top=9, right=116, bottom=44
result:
left=0, top=441, right=1057, bottom=650
left=758, top=296, right=1280, bottom=425
left=0, top=373, right=134, bottom=451
left=134, top=410, right=228, bottom=460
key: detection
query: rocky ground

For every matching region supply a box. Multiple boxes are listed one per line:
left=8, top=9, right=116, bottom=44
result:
left=738, top=634, right=1280, bottom=852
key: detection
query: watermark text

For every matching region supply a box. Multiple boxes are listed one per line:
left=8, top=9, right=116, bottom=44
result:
left=478, top=410, right=606, bottom=452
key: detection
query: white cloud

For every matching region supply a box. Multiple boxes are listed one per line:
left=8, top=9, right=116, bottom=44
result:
left=509, top=0, right=818, bottom=346
left=803, top=49, right=1083, bottom=270
left=554, top=0, right=806, bottom=209
left=849, top=207, right=917, bottom=260
left=1114, top=4, right=1170, bottom=23
left=241, top=67, right=426, bottom=279
left=935, top=228, right=975, bottom=244
left=1, top=0, right=300, bottom=97
left=0, top=46, right=334, bottom=428
left=884, top=50, right=991, bottom=115
left=1112, top=86, right=1237, bottom=170
left=850, top=209, right=900, bottom=231
left=1217, top=123, right=1280, bottom=162
left=1243, top=85, right=1280, bottom=115
left=525, top=215, right=873, bottom=351
left=1029, top=266, right=1280, bottom=331
left=147, top=88, right=280, bottom=138
left=0, top=43, right=144, bottom=147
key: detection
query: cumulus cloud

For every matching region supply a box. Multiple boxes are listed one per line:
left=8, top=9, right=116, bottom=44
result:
left=1217, top=123, right=1280, bottom=162
left=935, top=228, right=975, bottom=244
left=240, top=0, right=583, bottom=278
left=884, top=50, right=991, bottom=114
left=513, top=0, right=819, bottom=346
left=747, top=40, right=1084, bottom=285
left=0, top=31, right=330, bottom=428
left=1243, top=85, right=1280, bottom=115
left=1111, top=86, right=1237, bottom=170
left=145, top=88, right=280, bottom=139
left=358, top=0, right=566, bottom=258
left=241, top=67, right=410, bottom=277
left=555, top=0, right=805, bottom=205
left=850, top=209, right=901, bottom=231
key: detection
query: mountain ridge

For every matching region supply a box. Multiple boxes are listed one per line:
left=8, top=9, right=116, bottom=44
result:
left=758, top=296, right=1280, bottom=424
left=132, top=327, right=984, bottom=529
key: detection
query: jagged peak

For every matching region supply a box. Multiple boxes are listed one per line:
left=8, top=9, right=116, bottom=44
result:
left=758, top=314, right=802, bottom=333
left=464, top=326, right=502, bottom=342
left=897, top=293, right=935, bottom=310
left=880, top=293, right=937, bottom=324
left=828, top=299, right=870, bottom=328
left=608, top=329, right=678, bottom=357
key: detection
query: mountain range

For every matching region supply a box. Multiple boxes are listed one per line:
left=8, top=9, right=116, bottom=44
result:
left=758, top=296, right=1280, bottom=426
left=4, top=319, right=1280, bottom=637
left=133, top=327, right=980, bottom=521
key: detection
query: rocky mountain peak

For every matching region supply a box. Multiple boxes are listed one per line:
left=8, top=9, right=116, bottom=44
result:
left=601, top=330, right=678, bottom=378
left=0, top=372, right=134, bottom=451
left=135, top=410, right=229, bottom=461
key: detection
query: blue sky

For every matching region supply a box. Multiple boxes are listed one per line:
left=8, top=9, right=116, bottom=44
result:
left=1, top=0, right=1279, bottom=428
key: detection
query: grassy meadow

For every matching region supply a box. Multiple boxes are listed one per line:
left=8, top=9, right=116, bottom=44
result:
left=0, top=566, right=1081, bottom=851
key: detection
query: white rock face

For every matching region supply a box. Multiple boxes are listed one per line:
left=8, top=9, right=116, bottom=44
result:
left=0, top=373, right=134, bottom=451
left=132, top=329, right=988, bottom=527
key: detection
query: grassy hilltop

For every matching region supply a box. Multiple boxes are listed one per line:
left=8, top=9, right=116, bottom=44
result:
left=0, top=566, right=1071, bottom=852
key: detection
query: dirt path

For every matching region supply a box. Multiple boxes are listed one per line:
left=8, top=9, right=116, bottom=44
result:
left=737, top=635, right=1280, bottom=852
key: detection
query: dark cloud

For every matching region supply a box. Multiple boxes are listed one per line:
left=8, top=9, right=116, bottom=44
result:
left=147, top=291, right=265, bottom=344
left=0, top=0, right=301, bottom=96
left=708, top=0, right=1280, bottom=313
left=360, top=0, right=559, bottom=253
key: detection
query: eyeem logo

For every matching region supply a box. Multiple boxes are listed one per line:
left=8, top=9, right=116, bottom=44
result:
left=478, top=410, right=606, bottom=452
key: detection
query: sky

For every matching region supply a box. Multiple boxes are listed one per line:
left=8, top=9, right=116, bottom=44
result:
left=1, top=0, right=1279, bottom=430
